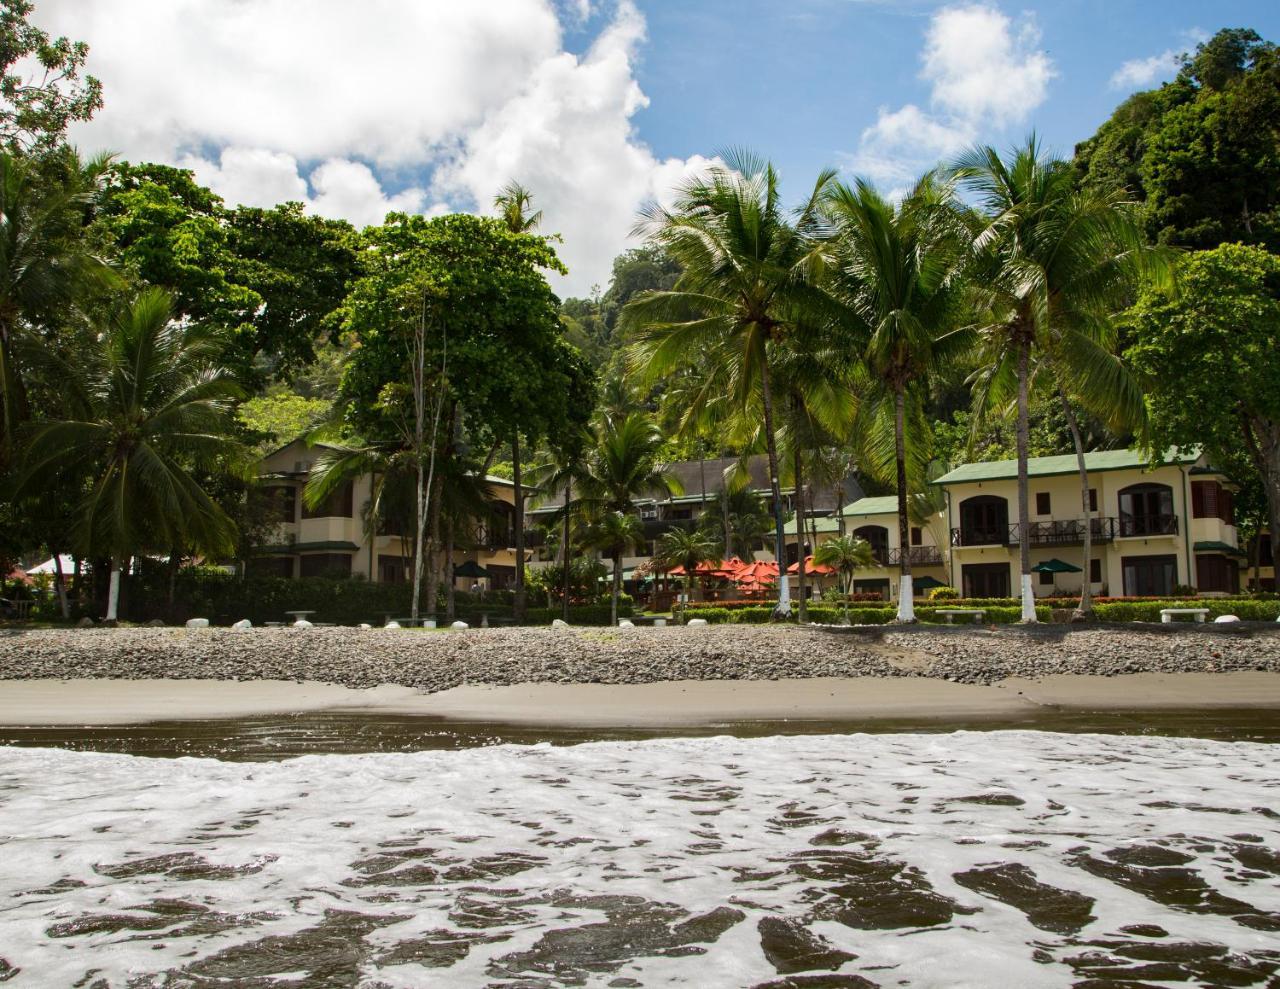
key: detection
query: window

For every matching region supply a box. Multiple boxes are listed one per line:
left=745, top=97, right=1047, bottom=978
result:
left=854, top=525, right=889, bottom=564
left=1220, top=488, right=1235, bottom=525
left=1196, top=554, right=1239, bottom=594
left=910, top=527, right=922, bottom=546
left=301, top=480, right=354, bottom=519
left=957, top=496, right=1009, bottom=546
left=299, top=553, right=352, bottom=578
left=1088, top=489, right=1098, bottom=512
left=1118, top=484, right=1176, bottom=536
left=378, top=554, right=409, bottom=583
left=963, top=563, right=1010, bottom=598
left=1039, top=569, right=1055, bottom=585
left=249, top=556, right=294, bottom=578
left=1121, top=555, right=1177, bottom=596
left=1090, top=558, right=1102, bottom=583
left=1036, top=492, right=1051, bottom=515
left=1192, top=481, right=1236, bottom=524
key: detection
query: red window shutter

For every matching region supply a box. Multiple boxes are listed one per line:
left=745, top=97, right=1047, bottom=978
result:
left=1191, top=482, right=1207, bottom=518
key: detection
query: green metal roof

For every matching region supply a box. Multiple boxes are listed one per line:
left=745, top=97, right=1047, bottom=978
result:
left=1193, top=540, right=1247, bottom=557
left=256, top=540, right=360, bottom=555
left=932, top=448, right=1201, bottom=486
left=842, top=496, right=900, bottom=517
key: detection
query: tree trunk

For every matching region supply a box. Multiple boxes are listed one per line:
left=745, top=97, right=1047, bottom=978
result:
left=611, top=550, right=622, bottom=626
left=758, top=355, right=791, bottom=618
left=793, top=446, right=808, bottom=623
left=893, top=385, right=915, bottom=622
left=723, top=494, right=733, bottom=561
left=1015, top=334, right=1037, bottom=621
left=1059, top=389, right=1092, bottom=619
left=424, top=465, right=445, bottom=620
left=166, top=546, right=181, bottom=619
left=445, top=515, right=456, bottom=621
left=52, top=552, right=69, bottom=619
left=512, top=435, right=526, bottom=624
left=561, top=478, right=572, bottom=622
left=105, top=556, right=121, bottom=622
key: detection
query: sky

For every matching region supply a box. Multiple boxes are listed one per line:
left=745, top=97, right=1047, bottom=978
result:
left=35, top=0, right=1280, bottom=297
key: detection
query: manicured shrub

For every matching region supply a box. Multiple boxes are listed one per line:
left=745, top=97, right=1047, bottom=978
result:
left=927, top=586, right=959, bottom=600
left=1093, top=599, right=1280, bottom=622
left=683, top=607, right=732, bottom=624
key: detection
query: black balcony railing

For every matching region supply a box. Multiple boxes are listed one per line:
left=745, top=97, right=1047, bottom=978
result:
left=1118, top=513, right=1179, bottom=537
left=888, top=546, right=944, bottom=566
left=952, top=516, right=1134, bottom=547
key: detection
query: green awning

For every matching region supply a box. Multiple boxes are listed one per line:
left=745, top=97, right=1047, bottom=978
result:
left=1031, top=558, right=1083, bottom=574
left=256, top=540, right=359, bottom=556
left=1194, top=541, right=1247, bottom=558
left=914, top=575, right=948, bottom=590
left=454, top=560, right=492, bottom=579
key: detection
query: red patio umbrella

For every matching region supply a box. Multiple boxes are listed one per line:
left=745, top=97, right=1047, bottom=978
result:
left=787, top=555, right=836, bottom=575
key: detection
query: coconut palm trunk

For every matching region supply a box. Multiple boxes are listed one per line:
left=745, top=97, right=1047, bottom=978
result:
left=561, top=477, right=572, bottom=622
left=52, top=552, right=69, bottom=619
left=445, top=515, right=456, bottom=621
left=893, top=387, right=916, bottom=622
left=1015, top=335, right=1036, bottom=621
left=611, top=550, right=623, bottom=627
left=759, top=356, right=792, bottom=618
left=793, top=446, right=808, bottom=623
left=512, top=435, right=526, bottom=623
left=1059, top=389, right=1093, bottom=619
left=105, top=556, right=121, bottom=622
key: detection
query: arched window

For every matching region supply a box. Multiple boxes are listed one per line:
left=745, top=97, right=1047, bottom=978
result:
left=957, top=495, right=1009, bottom=546
left=853, top=525, right=889, bottom=564
left=1118, top=483, right=1176, bottom=536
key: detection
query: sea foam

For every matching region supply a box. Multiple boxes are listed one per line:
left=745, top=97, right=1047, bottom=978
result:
left=0, top=731, right=1277, bottom=987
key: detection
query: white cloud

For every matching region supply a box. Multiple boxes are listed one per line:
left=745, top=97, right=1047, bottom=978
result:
left=922, top=4, right=1054, bottom=126
left=843, top=3, right=1055, bottom=190
left=1110, top=49, right=1180, bottom=90
left=32, top=0, right=703, bottom=295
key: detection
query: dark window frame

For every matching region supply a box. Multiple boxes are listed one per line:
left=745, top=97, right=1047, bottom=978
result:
left=1035, top=492, right=1051, bottom=515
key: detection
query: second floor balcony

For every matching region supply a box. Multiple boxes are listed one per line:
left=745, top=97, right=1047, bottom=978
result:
left=888, top=545, right=945, bottom=566
left=950, top=515, right=1176, bottom=547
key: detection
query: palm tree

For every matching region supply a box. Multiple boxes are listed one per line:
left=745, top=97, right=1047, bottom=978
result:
left=0, top=149, right=115, bottom=460
left=625, top=149, right=836, bottom=618
left=908, top=460, right=952, bottom=586
left=822, top=173, right=972, bottom=622
left=583, top=511, right=646, bottom=627
left=654, top=527, right=717, bottom=621
left=574, top=412, right=681, bottom=624
left=954, top=138, right=1166, bottom=621
left=493, top=179, right=544, bottom=623
left=697, top=486, right=771, bottom=561
left=17, top=288, right=245, bottom=620
left=814, top=534, right=875, bottom=625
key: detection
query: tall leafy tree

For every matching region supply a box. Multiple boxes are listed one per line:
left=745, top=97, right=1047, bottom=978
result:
left=0, top=148, right=113, bottom=460
left=625, top=150, right=835, bottom=618
left=1125, top=244, right=1280, bottom=576
left=822, top=173, right=971, bottom=621
left=582, top=511, right=645, bottom=627
left=16, top=288, right=246, bottom=620
left=955, top=138, right=1162, bottom=620
left=0, top=0, right=102, bottom=152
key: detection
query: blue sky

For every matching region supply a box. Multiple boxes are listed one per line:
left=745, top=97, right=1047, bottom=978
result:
left=46, top=0, right=1280, bottom=295
left=619, top=0, right=1279, bottom=198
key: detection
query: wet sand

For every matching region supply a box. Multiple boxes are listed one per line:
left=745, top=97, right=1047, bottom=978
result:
left=3, top=671, right=1280, bottom=727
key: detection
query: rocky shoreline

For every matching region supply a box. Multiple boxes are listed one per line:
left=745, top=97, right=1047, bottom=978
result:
left=2, top=623, right=1280, bottom=690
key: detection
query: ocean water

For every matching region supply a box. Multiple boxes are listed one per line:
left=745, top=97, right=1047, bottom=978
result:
left=1, top=731, right=1277, bottom=988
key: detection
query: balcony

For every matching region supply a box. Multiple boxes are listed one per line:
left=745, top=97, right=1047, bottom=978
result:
left=1118, top=513, right=1179, bottom=538
left=888, top=546, right=945, bottom=566
left=952, top=517, right=1130, bottom=547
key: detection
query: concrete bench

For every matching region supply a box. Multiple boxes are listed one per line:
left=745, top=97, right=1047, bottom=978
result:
left=935, top=608, right=986, bottom=625
left=1160, top=608, right=1209, bottom=624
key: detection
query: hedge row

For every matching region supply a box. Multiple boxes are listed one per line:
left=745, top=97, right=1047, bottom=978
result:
left=1091, top=599, right=1280, bottom=622
left=683, top=605, right=1051, bottom=625
left=118, top=574, right=631, bottom=626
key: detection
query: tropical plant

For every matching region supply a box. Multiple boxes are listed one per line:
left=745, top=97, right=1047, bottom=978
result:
left=582, top=510, right=645, bottom=626
left=625, top=149, right=835, bottom=618
left=696, top=486, right=771, bottom=561
left=822, top=172, right=972, bottom=621
left=573, top=412, right=680, bottom=624
left=813, top=534, right=875, bottom=624
left=954, top=137, right=1164, bottom=621
left=16, top=288, right=246, bottom=620
left=654, top=527, right=718, bottom=621
left=0, top=148, right=114, bottom=460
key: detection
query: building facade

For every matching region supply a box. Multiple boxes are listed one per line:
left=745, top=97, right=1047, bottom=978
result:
left=934, top=449, right=1243, bottom=598
left=254, top=440, right=520, bottom=587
